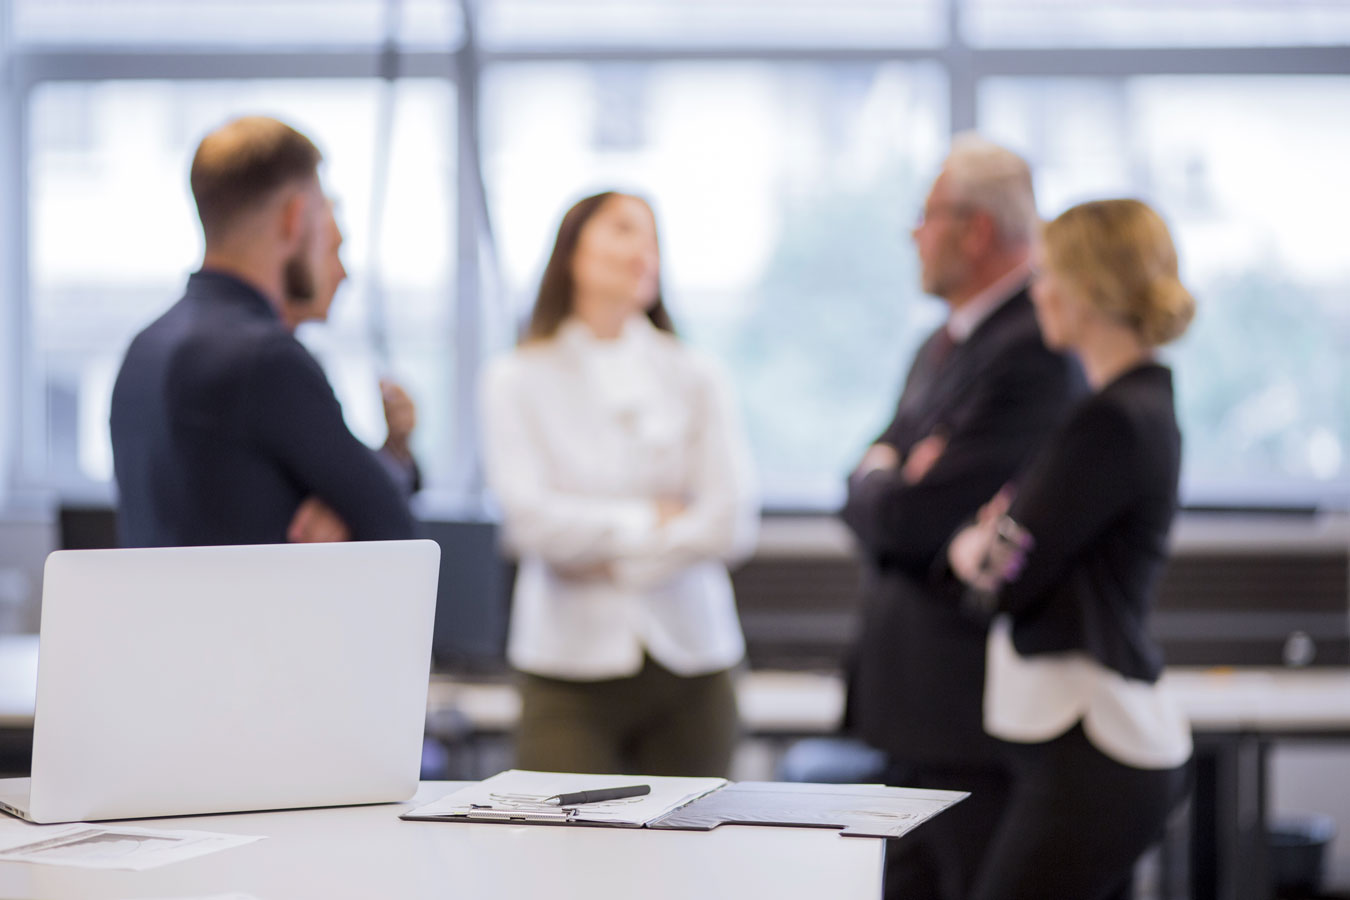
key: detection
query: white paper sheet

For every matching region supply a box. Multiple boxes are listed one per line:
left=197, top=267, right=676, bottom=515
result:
left=404, top=769, right=728, bottom=826
left=0, top=821, right=263, bottom=871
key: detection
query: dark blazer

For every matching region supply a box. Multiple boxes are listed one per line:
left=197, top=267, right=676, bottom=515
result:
left=109, top=270, right=415, bottom=548
left=997, top=362, right=1181, bottom=682
left=840, top=288, right=1084, bottom=765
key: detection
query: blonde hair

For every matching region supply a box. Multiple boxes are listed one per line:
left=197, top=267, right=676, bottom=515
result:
left=943, top=133, right=1039, bottom=247
left=1043, top=199, right=1195, bottom=347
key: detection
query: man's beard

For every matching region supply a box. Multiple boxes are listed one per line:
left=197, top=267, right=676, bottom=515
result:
left=284, top=250, right=316, bottom=304
left=922, top=253, right=971, bottom=302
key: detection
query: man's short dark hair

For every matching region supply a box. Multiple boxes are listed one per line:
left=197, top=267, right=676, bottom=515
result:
left=189, top=116, right=322, bottom=243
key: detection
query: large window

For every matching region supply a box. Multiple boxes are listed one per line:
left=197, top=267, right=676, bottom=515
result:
left=979, top=76, right=1350, bottom=506
left=4, top=0, right=1349, bottom=512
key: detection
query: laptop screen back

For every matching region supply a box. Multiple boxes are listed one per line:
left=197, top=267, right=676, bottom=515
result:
left=29, top=540, right=439, bottom=823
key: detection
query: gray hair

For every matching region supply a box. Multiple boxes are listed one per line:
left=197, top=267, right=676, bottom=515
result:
left=942, top=133, right=1038, bottom=247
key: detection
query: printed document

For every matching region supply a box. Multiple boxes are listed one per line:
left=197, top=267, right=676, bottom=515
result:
left=0, top=819, right=262, bottom=871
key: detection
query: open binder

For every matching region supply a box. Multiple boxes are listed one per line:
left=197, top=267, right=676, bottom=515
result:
left=401, top=770, right=968, bottom=840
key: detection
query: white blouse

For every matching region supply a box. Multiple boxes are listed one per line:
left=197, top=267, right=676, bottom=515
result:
left=984, top=616, right=1192, bottom=769
left=479, top=316, right=758, bottom=681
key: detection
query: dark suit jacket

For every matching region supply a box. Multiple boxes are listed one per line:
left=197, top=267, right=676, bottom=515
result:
left=109, top=270, right=415, bottom=548
left=840, top=288, right=1084, bottom=765
left=997, top=363, right=1181, bottom=682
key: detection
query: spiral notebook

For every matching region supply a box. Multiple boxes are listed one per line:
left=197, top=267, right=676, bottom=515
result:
left=401, top=770, right=967, bottom=839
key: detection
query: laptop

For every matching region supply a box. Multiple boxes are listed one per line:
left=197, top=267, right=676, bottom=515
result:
left=0, top=539, right=440, bottom=824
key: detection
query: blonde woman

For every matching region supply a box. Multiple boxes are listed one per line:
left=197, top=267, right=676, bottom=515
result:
left=948, top=199, right=1196, bottom=899
left=480, top=192, right=757, bottom=777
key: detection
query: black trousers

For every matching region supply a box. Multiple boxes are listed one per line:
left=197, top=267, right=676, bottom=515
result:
left=969, top=723, right=1192, bottom=900
left=882, top=759, right=1013, bottom=900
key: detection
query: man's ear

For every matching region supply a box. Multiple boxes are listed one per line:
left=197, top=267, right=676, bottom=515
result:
left=277, top=187, right=311, bottom=248
left=962, top=209, right=998, bottom=257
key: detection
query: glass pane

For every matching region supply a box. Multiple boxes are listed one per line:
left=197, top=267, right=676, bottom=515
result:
left=963, top=0, right=1350, bottom=48
left=479, top=0, right=946, bottom=49
left=482, top=61, right=948, bottom=508
left=27, top=78, right=457, bottom=489
left=979, top=76, right=1350, bottom=506
left=14, top=0, right=463, bottom=48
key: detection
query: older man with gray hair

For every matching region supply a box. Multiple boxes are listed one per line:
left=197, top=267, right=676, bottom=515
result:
left=840, top=134, right=1085, bottom=900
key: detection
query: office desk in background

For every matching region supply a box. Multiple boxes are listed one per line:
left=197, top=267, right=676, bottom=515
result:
left=0, top=781, right=884, bottom=900
left=1168, top=668, right=1350, bottom=900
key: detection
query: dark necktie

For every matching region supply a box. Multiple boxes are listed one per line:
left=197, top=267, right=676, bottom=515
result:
left=926, top=325, right=956, bottom=378
left=890, top=324, right=959, bottom=429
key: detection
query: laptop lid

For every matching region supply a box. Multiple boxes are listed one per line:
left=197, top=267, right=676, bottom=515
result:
left=27, top=540, right=439, bottom=824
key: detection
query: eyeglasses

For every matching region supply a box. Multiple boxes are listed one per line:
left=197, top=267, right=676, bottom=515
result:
left=914, top=203, right=975, bottom=229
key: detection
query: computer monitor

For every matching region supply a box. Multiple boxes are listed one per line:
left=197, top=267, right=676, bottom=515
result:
left=420, top=519, right=511, bottom=674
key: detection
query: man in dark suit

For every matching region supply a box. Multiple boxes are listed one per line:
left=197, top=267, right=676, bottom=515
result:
left=840, top=135, right=1085, bottom=900
left=110, top=116, right=416, bottom=548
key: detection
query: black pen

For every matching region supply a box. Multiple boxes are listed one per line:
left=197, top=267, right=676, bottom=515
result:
left=544, top=784, right=651, bottom=806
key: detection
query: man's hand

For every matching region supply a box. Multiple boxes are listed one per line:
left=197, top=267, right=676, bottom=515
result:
left=381, top=378, right=417, bottom=461
left=900, top=432, right=948, bottom=484
left=288, top=496, right=351, bottom=543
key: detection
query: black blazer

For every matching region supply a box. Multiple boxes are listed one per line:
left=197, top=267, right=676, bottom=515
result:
left=109, top=270, right=415, bottom=548
left=840, top=289, right=1084, bottom=765
left=996, top=362, right=1181, bottom=682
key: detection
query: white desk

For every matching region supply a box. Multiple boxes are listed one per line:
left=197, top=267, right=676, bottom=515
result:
left=0, top=781, right=883, bottom=899
left=1164, top=667, right=1350, bottom=732
left=8, top=634, right=1350, bottom=900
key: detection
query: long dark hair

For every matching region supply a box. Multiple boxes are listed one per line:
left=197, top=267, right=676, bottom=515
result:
left=525, top=191, right=676, bottom=342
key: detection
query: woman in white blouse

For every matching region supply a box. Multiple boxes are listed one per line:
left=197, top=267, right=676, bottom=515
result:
left=479, top=191, right=758, bottom=777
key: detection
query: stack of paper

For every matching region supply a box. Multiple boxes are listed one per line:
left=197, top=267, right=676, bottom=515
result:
left=0, top=819, right=262, bottom=871
left=647, top=781, right=967, bottom=839
left=402, top=770, right=728, bottom=827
